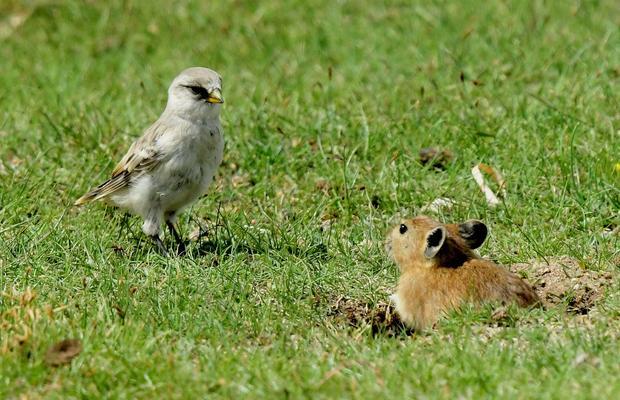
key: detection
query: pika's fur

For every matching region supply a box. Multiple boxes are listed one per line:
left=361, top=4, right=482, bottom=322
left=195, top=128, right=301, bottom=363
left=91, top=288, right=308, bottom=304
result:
left=386, top=216, right=540, bottom=331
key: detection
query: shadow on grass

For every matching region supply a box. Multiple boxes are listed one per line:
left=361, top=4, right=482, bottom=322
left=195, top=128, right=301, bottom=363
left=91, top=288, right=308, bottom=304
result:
left=106, top=207, right=332, bottom=264
left=191, top=215, right=331, bottom=262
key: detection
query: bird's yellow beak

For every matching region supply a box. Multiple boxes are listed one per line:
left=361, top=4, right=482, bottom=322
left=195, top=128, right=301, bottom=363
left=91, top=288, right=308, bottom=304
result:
left=206, top=88, right=224, bottom=104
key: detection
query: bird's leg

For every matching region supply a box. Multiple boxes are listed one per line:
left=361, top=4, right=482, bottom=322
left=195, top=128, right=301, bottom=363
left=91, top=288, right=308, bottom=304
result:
left=150, top=234, right=168, bottom=255
left=166, top=221, right=186, bottom=256
left=143, top=211, right=168, bottom=255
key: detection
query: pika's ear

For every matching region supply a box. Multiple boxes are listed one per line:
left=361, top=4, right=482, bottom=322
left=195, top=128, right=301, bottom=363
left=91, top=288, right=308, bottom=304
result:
left=458, top=220, right=488, bottom=249
left=424, top=226, right=446, bottom=258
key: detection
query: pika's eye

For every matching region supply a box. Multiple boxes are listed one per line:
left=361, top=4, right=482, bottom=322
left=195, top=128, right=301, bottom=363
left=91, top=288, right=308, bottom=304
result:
left=399, top=224, right=408, bottom=234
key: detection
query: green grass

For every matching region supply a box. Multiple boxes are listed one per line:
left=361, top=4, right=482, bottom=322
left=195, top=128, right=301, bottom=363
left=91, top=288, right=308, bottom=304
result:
left=1, top=0, right=619, bottom=398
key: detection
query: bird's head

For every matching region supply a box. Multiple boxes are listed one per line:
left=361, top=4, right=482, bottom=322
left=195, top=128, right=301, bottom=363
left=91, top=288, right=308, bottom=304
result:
left=166, top=67, right=224, bottom=121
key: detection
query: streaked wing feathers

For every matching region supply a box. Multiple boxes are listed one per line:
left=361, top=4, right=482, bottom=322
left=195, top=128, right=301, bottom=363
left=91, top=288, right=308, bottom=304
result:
left=74, top=120, right=167, bottom=205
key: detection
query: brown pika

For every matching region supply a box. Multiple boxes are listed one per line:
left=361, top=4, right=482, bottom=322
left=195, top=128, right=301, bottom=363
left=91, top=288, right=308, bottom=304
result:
left=386, top=215, right=540, bottom=331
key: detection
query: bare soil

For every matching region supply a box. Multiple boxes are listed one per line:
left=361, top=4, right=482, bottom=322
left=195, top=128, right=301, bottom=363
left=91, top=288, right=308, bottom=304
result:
left=510, top=256, right=613, bottom=314
left=327, top=296, right=410, bottom=336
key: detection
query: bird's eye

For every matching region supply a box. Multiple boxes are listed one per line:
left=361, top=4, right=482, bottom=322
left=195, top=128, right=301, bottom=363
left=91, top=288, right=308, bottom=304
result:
left=399, top=224, right=408, bottom=234
left=188, top=86, right=207, bottom=98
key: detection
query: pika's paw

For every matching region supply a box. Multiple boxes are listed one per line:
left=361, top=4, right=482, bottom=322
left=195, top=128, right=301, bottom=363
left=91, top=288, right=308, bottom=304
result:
left=388, top=293, right=399, bottom=308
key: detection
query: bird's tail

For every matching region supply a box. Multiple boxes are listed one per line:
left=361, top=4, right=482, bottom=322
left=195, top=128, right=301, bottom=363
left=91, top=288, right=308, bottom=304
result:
left=74, top=190, right=98, bottom=206
left=74, top=173, right=127, bottom=206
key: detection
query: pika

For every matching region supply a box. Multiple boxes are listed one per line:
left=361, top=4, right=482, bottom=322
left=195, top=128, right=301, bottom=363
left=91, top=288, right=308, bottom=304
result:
left=386, top=215, right=540, bottom=331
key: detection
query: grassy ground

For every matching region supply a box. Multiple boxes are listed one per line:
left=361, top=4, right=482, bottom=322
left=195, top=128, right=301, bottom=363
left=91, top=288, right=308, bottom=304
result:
left=1, top=0, right=619, bottom=398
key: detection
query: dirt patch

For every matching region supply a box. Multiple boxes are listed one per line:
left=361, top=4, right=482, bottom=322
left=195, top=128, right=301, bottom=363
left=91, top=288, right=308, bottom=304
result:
left=44, top=339, right=82, bottom=367
left=327, top=296, right=412, bottom=336
left=510, top=256, right=613, bottom=314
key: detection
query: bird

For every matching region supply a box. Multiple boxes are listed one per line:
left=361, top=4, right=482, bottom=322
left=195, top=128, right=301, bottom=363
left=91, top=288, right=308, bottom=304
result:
left=75, top=67, right=225, bottom=255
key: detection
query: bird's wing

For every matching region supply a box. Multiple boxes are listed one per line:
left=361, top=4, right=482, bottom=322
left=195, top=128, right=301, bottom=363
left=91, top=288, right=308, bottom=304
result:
left=74, top=120, right=167, bottom=205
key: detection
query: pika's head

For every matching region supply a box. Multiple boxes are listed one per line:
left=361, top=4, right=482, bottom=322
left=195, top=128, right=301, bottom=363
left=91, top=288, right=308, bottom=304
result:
left=386, top=215, right=488, bottom=271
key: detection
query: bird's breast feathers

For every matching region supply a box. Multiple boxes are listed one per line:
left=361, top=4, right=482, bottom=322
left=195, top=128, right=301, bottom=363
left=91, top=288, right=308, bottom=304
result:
left=156, top=122, right=223, bottom=189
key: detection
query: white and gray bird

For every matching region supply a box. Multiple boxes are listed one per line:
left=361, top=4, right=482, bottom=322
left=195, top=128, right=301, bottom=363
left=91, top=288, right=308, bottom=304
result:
left=75, top=67, right=225, bottom=254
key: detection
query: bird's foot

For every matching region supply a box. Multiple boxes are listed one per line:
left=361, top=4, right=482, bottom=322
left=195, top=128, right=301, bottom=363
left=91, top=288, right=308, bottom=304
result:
left=166, top=221, right=187, bottom=257
left=150, top=235, right=168, bottom=256
left=175, top=241, right=186, bottom=256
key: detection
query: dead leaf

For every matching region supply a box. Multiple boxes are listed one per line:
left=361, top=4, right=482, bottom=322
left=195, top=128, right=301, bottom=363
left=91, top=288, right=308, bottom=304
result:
left=471, top=163, right=506, bottom=207
left=5, top=153, right=24, bottom=170
left=231, top=173, right=251, bottom=188
left=44, top=339, right=82, bottom=367
left=420, top=197, right=455, bottom=213
left=291, top=137, right=302, bottom=147
left=315, top=179, right=330, bottom=195
left=0, top=11, right=32, bottom=40
left=571, top=351, right=601, bottom=368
